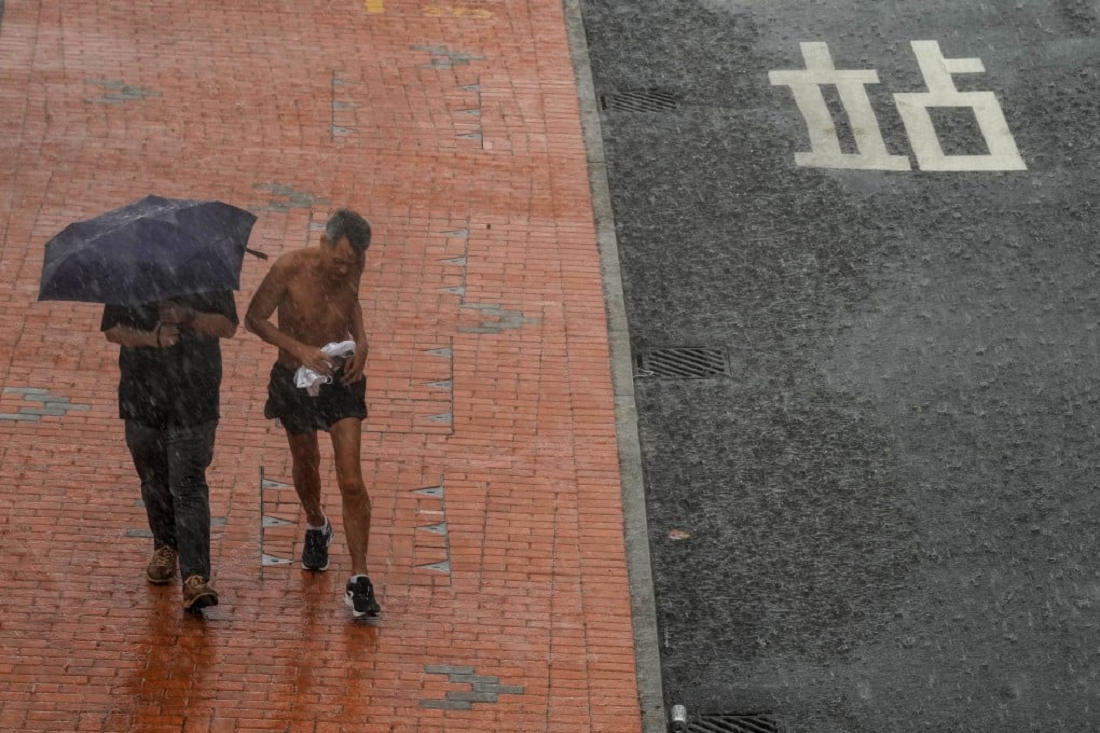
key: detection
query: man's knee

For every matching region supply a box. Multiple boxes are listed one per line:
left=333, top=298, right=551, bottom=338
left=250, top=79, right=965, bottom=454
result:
left=171, top=475, right=210, bottom=503
left=333, top=455, right=365, bottom=493
left=339, top=481, right=372, bottom=514
left=292, top=452, right=321, bottom=474
left=288, top=438, right=321, bottom=472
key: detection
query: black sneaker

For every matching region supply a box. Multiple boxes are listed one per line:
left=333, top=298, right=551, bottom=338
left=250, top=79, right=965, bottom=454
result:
left=302, top=521, right=334, bottom=571
left=344, top=575, right=381, bottom=618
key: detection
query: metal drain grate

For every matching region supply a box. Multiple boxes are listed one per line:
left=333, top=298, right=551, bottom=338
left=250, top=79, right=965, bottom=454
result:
left=601, top=89, right=679, bottom=112
left=687, top=713, right=785, bottom=733
left=635, top=347, right=729, bottom=378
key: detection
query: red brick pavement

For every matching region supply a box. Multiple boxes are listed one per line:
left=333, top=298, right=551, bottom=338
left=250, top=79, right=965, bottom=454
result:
left=0, top=1, right=642, bottom=730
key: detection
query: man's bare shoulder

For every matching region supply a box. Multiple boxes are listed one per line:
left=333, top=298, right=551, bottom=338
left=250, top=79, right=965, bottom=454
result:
left=269, top=249, right=317, bottom=278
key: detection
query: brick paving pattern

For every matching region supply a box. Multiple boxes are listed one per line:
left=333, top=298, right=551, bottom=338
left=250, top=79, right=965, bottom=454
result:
left=0, top=1, right=641, bottom=730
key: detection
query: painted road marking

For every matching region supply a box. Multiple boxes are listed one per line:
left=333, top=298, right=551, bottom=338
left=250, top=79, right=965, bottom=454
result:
left=769, top=42, right=909, bottom=171
left=770, top=41, right=1025, bottom=172
left=362, top=1, right=492, bottom=18
left=895, top=40, right=1026, bottom=171
left=423, top=4, right=492, bottom=17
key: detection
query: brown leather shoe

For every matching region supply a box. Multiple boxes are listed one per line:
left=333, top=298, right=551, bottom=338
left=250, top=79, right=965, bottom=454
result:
left=182, top=574, right=219, bottom=611
left=146, top=545, right=178, bottom=585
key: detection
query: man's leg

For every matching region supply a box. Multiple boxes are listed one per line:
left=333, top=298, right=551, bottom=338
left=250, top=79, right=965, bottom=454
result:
left=165, top=421, right=216, bottom=582
left=287, top=429, right=334, bottom=571
left=328, top=417, right=371, bottom=576
left=330, top=417, right=379, bottom=617
left=124, top=421, right=177, bottom=583
left=286, top=429, right=326, bottom=525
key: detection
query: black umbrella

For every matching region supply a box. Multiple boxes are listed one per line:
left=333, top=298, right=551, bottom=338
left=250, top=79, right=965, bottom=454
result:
left=38, top=195, right=260, bottom=306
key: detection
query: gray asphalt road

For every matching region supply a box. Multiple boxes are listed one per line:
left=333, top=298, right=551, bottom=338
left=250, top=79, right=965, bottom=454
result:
left=578, top=1, right=1100, bottom=731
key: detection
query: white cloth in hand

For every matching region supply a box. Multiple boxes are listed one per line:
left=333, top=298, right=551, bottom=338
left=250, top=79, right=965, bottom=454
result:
left=294, top=340, right=357, bottom=396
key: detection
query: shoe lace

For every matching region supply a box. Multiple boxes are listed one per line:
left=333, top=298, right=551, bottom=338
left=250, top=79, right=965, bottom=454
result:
left=184, top=574, right=206, bottom=591
left=152, top=545, right=175, bottom=570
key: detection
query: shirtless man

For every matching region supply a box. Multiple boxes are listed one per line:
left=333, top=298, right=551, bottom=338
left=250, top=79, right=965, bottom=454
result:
left=245, top=208, right=380, bottom=618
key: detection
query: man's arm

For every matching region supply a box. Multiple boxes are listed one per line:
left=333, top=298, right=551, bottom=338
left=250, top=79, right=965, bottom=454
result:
left=341, top=299, right=368, bottom=385
left=191, top=312, right=237, bottom=339
left=245, top=257, right=333, bottom=373
left=104, top=324, right=180, bottom=349
left=159, top=303, right=237, bottom=339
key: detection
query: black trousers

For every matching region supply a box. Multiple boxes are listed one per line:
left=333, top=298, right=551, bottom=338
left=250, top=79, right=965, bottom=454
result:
left=124, top=420, right=217, bottom=581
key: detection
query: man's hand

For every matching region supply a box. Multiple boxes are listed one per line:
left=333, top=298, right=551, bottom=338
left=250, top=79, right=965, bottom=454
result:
left=155, top=323, right=181, bottom=348
left=341, top=346, right=367, bottom=386
left=294, top=345, right=334, bottom=375
left=158, top=301, right=196, bottom=326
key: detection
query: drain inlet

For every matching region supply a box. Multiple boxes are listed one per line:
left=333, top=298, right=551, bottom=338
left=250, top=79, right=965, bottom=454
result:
left=601, top=88, right=680, bottom=112
left=685, top=713, right=786, bottom=733
left=635, top=347, right=729, bottom=378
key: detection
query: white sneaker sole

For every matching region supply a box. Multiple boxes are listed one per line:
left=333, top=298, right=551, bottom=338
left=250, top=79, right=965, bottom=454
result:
left=344, top=589, right=380, bottom=618
left=344, top=592, right=367, bottom=618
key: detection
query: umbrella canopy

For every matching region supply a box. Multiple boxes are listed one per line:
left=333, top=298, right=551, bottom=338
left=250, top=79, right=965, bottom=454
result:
left=38, top=195, right=258, bottom=306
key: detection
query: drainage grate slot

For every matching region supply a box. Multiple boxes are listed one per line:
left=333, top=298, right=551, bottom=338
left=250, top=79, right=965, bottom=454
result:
left=601, top=89, right=679, bottom=112
left=636, top=347, right=729, bottom=378
left=687, top=713, right=785, bottom=733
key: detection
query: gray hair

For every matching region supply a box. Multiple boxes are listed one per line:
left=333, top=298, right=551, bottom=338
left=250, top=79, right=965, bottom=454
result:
left=324, top=209, right=372, bottom=253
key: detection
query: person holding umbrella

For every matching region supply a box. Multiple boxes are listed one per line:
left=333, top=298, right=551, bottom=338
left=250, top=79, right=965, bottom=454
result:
left=102, top=292, right=237, bottom=610
left=39, top=195, right=256, bottom=612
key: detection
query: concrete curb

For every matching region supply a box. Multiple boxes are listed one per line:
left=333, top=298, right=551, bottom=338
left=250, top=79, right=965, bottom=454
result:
left=560, top=2, right=667, bottom=732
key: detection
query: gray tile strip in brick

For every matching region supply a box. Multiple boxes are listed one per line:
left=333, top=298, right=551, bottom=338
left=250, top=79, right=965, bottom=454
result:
left=419, top=700, right=472, bottom=711
left=19, top=407, right=68, bottom=416
left=449, top=674, right=498, bottom=684
left=424, top=665, right=474, bottom=675
left=446, top=691, right=498, bottom=703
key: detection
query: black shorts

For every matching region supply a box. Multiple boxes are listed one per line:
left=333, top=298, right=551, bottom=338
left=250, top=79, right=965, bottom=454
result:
left=264, top=362, right=367, bottom=435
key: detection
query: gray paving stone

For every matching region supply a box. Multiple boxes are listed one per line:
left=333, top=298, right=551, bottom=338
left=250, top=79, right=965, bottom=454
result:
left=419, top=700, right=471, bottom=711
left=24, top=395, right=69, bottom=403
left=424, top=664, right=474, bottom=675
left=446, top=691, right=498, bottom=703
left=19, top=403, right=68, bottom=411
left=453, top=674, right=499, bottom=685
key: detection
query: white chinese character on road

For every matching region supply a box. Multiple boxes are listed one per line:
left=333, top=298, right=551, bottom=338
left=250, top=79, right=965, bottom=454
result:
left=894, top=40, right=1026, bottom=171
left=770, top=41, right=1026, bottom=172
left=768, top=42, right=910, bottom=170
